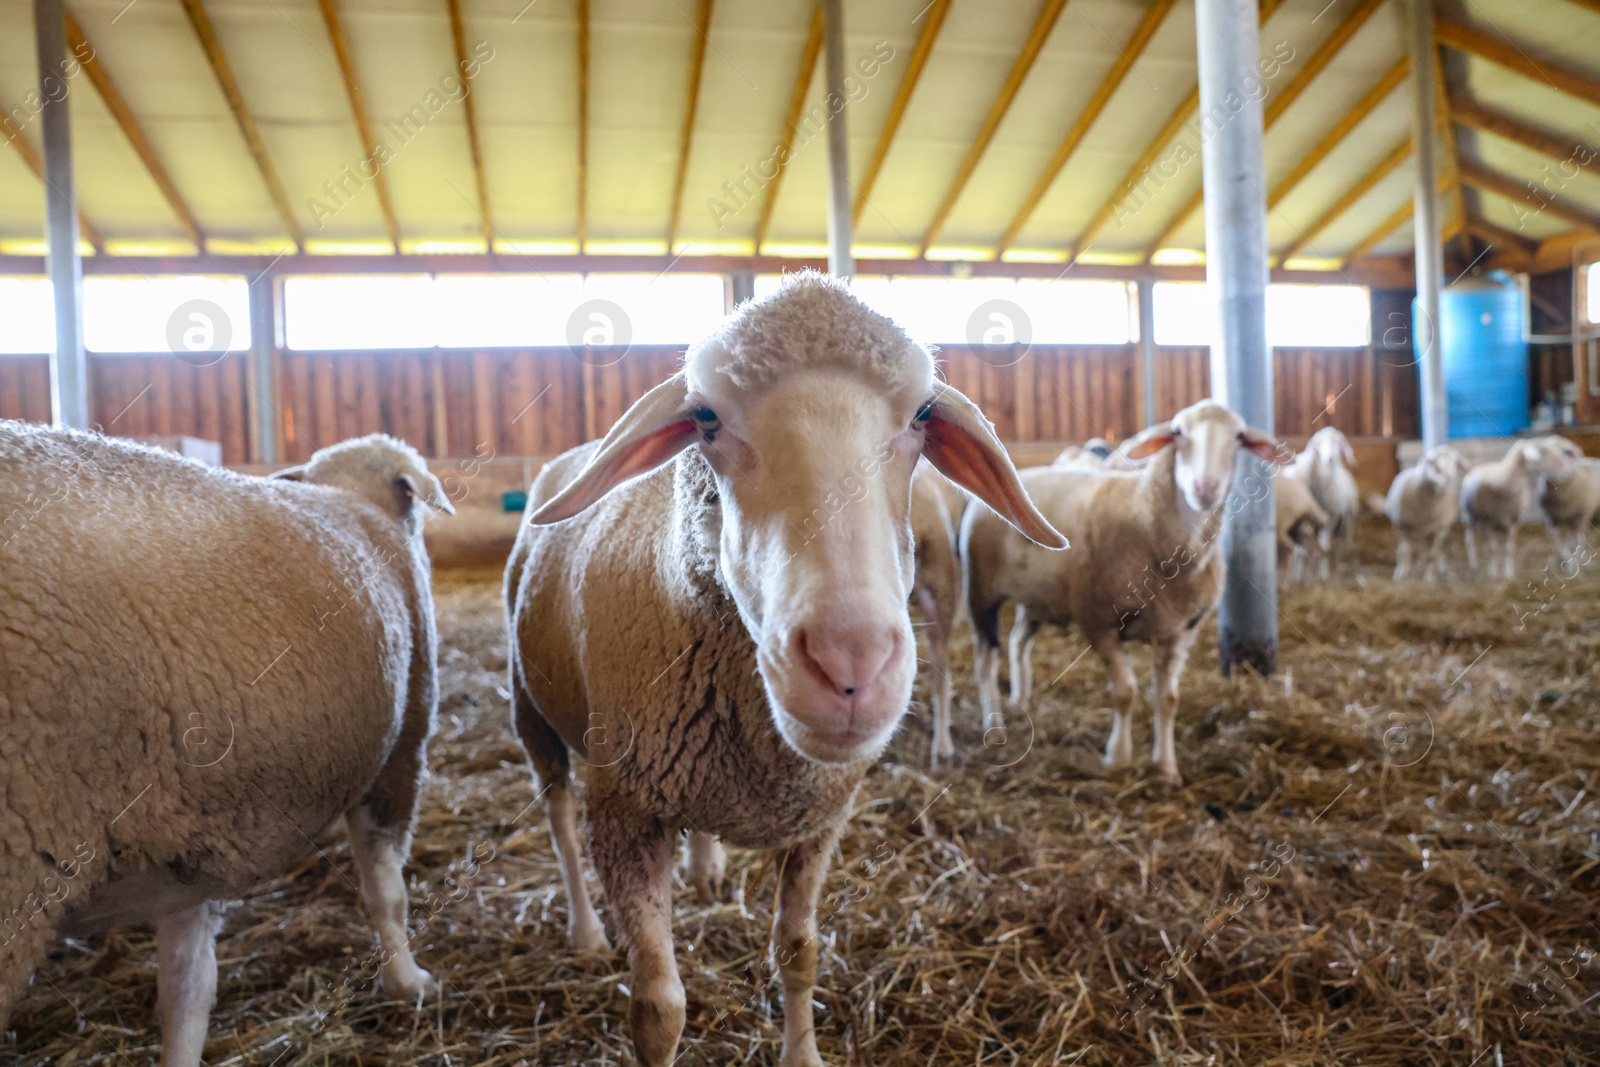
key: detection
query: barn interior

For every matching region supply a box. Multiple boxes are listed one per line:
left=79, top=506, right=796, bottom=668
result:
left=4, top=0, right=1600, bottom=1062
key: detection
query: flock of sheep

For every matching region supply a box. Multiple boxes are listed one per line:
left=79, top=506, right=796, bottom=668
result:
left=1, top=270, right=1594, bottom=1067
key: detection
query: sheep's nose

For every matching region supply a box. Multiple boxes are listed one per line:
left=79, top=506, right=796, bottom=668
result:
left=1194, top=476, right=1222, bottom=504
left=795, top=625, right=898, bottom=700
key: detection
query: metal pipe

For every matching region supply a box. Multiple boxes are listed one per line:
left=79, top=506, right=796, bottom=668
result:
left=1137, top=276, right=1157, bottom=427
left=247, top=272, right=278, bottom=464
left=1195, top=0, right=1276, bottom=676
left=822, top=0, right=852, bottom=279
left=1405, top=0, right=1447, bottom=448
left=35, top=0, right=88, bottom=430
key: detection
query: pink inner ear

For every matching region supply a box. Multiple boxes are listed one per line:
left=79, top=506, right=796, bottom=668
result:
left=1243, top=435, right=1288, bottom=463
left=925, top=414, right=1065, bottom=549
left=1125, top=432, right=1175, bottom=460
left=531, top=418, right=697, bottom=524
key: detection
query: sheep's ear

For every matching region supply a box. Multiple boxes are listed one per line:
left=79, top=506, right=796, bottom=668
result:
left=528, top=373, right=695, bottom=525
left=272, top=465, right=307, bottom=481
left=923, top=381, right=1067, bottom=550
left=399, top=471, right=456, bottom=516
left=1125, top=424, right=1177, bottom=460
left=1241, top=427, right=1290, bottom=464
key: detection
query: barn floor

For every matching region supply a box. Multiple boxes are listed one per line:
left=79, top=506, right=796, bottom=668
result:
left=11, top=523, right=1600, bottom=1066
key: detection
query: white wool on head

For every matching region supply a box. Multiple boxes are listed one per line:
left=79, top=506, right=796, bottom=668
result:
left=685, top=270, right=932, bottom=397
left=289, top=433, right=453, bottom=526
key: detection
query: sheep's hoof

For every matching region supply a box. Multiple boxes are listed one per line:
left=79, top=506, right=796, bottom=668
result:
left=779, top=1034, right=824, bottom=1067
left=571, top=920, right=613, bottom=955
left=1155, top=765, right=1183, bottom=788
left=382, top=964, right=436, bottom=1005
left=929, top=738, right=956, bottom=770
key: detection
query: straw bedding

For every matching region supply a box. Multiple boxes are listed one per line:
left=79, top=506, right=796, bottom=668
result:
left=10, top=522, right=1600, bottom=1065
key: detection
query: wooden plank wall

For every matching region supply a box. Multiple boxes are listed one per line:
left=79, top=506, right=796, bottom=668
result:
left=1, top=343, right=1423, bottom=460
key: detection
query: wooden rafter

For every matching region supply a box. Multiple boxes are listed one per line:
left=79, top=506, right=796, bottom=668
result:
left=1458, top=159, right=1600, bottom=232
left=1141, top=0, right=1386, bottom=261
left=853, top=0, right=949, bottom=226
left=1465, top=216, right=1537, bottom=256
left=918, top=0, right=1071, bottom=254
left=1435, top=17, right=1600, bottom=110
left=1452, top=97, right=1599, bottom=164
left=176, top=0, right=302, bottom=250
left=1560, top=0, right=1600, bottom=14
left=1070, top=0, right=1282, bottom=261
left=1342, top=167, right=1455, bottom=264
left=666, top=0, right=715, bottom=252
left=1266, top=57, right=1407, bottom=211
left=577, top=0, right=590, bottom=251
left=2, top=118, right=106, bottom=250
left=994, top=0, right=1176, bottom=255
left=317, top=0, right=401, bottom=251
left=1279, top=139, right=1410, bottom=263
left=753, top=3, right=824, bottom=252
left=65, top=14, right=204, bottom=250
left=446, top=0, right=494, bottom=251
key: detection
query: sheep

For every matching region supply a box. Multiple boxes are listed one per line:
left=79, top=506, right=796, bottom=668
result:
left=1275, top=466, right=1328, bottom=585
left=1285, top=426, right=1359, bottom=579
left=1461, top=437, right=1576, bottom=579
left=1054, top=437, right=1133, bottom=472
left=960, top=400, right=1283, bottom=783
left=912, top=464, right=963, bottom=768
left=1536, top=440, right=1599, bottom=563
left=0, top=425, right=451, bottom=1067
left=1386, top=445, right=1470, bottom=580
left=503, top=272, right=1063, bottom=1067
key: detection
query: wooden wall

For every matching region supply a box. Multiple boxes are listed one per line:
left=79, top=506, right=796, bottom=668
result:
left=1, top=342, right=1424, bottom=462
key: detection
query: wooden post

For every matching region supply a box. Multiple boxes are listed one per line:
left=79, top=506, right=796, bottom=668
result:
left=1196, top=0, right=1277, bottom=675
left=35, top=0, right=88, bottom=429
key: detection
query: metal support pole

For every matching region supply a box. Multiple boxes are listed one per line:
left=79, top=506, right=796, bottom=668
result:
left=247, top=272, right=278, bottom=464
left=727, top=269, right=755, bottom=314
left=34, top=0, right=88, bottom=430
left=1137, top=276, right=1158, bottom=427
left=822, top=0, right=853, bottom=279
left=1405, top=0, right=1446, bottom=449
left=1196, top=0, right=1276, bottom=676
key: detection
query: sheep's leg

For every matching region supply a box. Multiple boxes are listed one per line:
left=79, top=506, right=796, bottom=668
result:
left=1465, top=525, right=1479, bottom=573
left=346, top=807, right=433, bottom=1000
left=971, top=603, right=1005, bottom=736
left=1006, top=606, right=1042, bottom=712
left=1099, top=641, right=1139, bottom=769
left=1316, top=526, right=1333, bottom=580
left=1151, top=629, right=1200, bottom=784
left=1503, top=524, right=1519, bottom=580
left=156, top=901, right=222, bottom=1067
left=591, top=808, right=682, bottom=1067
left=1393, top=534, right=1412, bottom=581
left=685, top=831, right=726, bottom=902
left=775, top=829, right=840, bottom=1067
left=1426, top=529, right=1450, bottom=579
left=921, top=594, right=956, bottom=769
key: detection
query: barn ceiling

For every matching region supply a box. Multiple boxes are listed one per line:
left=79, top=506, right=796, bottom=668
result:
left=0, top=0, right=1597, bottom=271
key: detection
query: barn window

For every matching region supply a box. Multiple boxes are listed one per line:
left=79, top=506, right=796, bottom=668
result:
left=0, top=278, right=55, bottom=354
left=753, top=275, right=1133, bottom=345
left=1153, top=281, right=1370, bottom=347
left=284, top=273, right=725, bottom=350
left=83, top=276, right=252, bottom=354
left=1586, top=262, right=1600, bottom=325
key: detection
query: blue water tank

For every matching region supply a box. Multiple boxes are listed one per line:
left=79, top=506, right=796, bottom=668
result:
left=1416, top=270, right=1528, bottom=438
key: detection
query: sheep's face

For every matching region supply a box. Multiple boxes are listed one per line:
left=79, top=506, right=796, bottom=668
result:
left=1514, top=438, right=1576, bottom=483
left=1127, top=401, right=1285, bottom=513
left=1309, top=427, right=1355, bottom=470
left=1421, top=446, right=1468, bottom=489
left=527, top=272, right=1067, bottom=766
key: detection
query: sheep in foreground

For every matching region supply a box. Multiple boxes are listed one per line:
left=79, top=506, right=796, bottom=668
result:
left=1275, top=466, right=1328, bottom=585
left=1386, top=444, right=1470, bottom=580
left=504, top=272, right=1063, bottom=1067
left=1536, top=441, right=1599, bottom=562
left=0, top=426, right=450, bottom=1067
left=961, top=400, right=1283, bottom=783
left=912, top=465, right=963, bottom=768
left=1462, top=437, right=1575, bottom=579
left=1285, top=426, right=1359, bottom=579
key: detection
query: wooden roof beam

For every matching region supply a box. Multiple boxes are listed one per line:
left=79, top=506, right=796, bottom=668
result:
left=2, top=118, right=106, bottom=250
left=176, top=0, right=302, bottom=251
left=1458, top=158, right=1600, bottom=233
left=853, top=0, right=949, bottom=226
left=994, top=0, right=1177, bottom=256
left=1465, top=216, right=1537, bottom=257
left=1435, top=17, right=1600, bottom=110
left=1343, top=167, right=1459, bottom=265
left=665, top=0, right=714, bottom=252
left=65, top=14, right=204, bottom=250
left=917, top=0, right=1071, bottom=254
left=1069, top=0, right=1283, bottom=261
left=1267, top=57, right=1407, bottom=211
left=446, top=0, right=494, bottom=251
left=1279, top=138, right=1410, bottom=263
left=1140, top=0, right=1386, bottom=260
left=1453, top=96, right=1600, bottom=164
left=316, top=0, right=401, bottom=251
left=753, top=3, right=824, bottom=252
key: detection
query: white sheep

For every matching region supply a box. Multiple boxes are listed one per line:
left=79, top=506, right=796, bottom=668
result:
left=1275, top=466, right=1328, bottom=585
left=1461, top=437, right=1575, bottom=579
left=1386, top=444, right=1470, bottom=580
left=503, top=272, right=1063, bottom=1067
left=1536, top=440, right=1598, bottom=562
left=0, top=425, right=451, bottom=1067
left=961, top=400, right=1284, bottom=783
left=1285, top=426, right=1359, bottom=579
left=912, top=464, right=963, bottom=768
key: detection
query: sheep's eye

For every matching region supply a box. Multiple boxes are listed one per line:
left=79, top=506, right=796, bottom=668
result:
left=914, top=400, right=934, bottom=426
left=692, top=406, right=720, bottom=439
